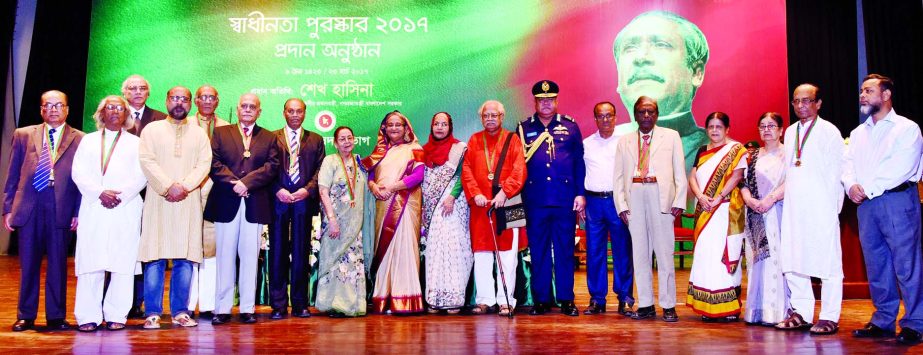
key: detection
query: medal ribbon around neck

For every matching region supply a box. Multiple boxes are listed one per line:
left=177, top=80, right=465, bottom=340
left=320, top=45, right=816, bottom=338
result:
left=100, top=129, right=122, bottom=176
left=239, top=124, right=253, bottom=157
left=795, top=118, right=817, bottom=166
left=483, top=132, right=498, bottom=181
left=338, top=153, right=357, bottom=205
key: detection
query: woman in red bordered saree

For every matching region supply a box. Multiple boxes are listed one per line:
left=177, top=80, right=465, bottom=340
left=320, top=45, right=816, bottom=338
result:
left=362, top=111, right=426, bottom=315
left=686, top=112, right=748, bottom=322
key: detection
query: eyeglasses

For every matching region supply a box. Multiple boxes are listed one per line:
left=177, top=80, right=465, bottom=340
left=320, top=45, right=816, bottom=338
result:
left=239, top=103, right=258, bottom=110
left=595, top=114, right=614, bottom=121
left=285, top=109, right=304, bottom=115
left=481, top=113, right=501, bottom=119
left=104, top=104, right=125, bottom=112
left=169, top=96, right=191, bottom=103
left=41, top=103, right=67, bottom=111
left=126, top=85, right=148, bottom=92
left=791, top=98, right=817, bottom=106
left=758, top=124, right=778, bottom=131
left=197, top=95, right=217, bottom=102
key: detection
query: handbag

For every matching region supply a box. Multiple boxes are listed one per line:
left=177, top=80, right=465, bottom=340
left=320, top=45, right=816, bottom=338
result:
left=492, top=132, right=527, bottom=234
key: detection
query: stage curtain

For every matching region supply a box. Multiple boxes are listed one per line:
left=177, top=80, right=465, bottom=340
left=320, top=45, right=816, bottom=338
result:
left=862, top=1, right=923, bottom=123
left=785, top=1, right=859, bottom=132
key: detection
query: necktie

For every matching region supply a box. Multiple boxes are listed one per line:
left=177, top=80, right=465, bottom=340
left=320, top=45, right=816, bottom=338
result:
left=289, top=130, right=300, bottom=184
left=639, top=134, right=651, bottom=178
left=133, top=111, right=141, bottom=131
left=32, top=128, right=56, bottom=192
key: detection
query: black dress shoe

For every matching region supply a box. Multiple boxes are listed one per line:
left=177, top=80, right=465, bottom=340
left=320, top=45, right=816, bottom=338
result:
left=293, top=309, right=311, bottom=318
left=897, top=328, right=922, bottom=345
left=46, top=319, right=72, bottom=331
left=630, top=306, right=656, bottom=320
left=270, top=309, right=286, bottom=320
left=561, top=301, right=579, bottom=316
left=617, top=301, right=633, bottom=317
left=198, top=311, right=214, bottom=320
left=127, top=307, right=145, bottom=319
left=583, top=301, right=606, bottom=315
left=12, top=319, right=34, bottom=332
left=211, top=314, right=232, bottom=325
left=239, top=313, right=257, bottom=324
left=529, top=303, right=548, bottom=316
left=852, top=323, right=895, bottom=338
left=662, top=308, right=679, bottom=322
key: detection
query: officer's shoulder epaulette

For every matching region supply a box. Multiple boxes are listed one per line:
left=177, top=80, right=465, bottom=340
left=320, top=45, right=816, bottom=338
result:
left=561, top=114, right=575, bottom=123
left=520, top=116, right=531, bottom=123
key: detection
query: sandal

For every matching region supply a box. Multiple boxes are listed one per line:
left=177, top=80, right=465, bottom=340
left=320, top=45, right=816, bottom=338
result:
left=171, top=313, right=198, bottom=327
left=77, top=322, right=98, bottom=332
left=810, top=320, right=839, bottom=335
left=143, top=315, right=161, bottom=329
left=471, top=304, right=489, bottom=315
left=106, top=322, right=125, bottom=331
left=446, top=308, right=461, bottom=315
left=426, top=307, right=440, bottom=314
left=498, top=305, right=512, bottom=316
left=774, top=311, right=812, bottom=331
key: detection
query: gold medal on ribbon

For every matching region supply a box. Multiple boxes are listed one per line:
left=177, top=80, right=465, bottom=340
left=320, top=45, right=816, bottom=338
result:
left=795, top=160, right=801, bottom=167
left=244, top=150, right=251, bottom=158
left=487, top=173, right=495, bottom=181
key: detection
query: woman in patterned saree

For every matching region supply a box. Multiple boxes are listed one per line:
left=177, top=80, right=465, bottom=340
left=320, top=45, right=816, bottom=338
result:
left=740, top=112, right=788, bottom=325
left=421, top=112, right=472, bottom=314
left=362, top=111, right=425, bottom=314
left=686, top=112, right=748, bottom=322
left=317, top=126, right=368, bottom=318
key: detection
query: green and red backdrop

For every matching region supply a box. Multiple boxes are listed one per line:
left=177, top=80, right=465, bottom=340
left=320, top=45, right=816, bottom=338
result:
left=84, top=0, right=788, bottom=155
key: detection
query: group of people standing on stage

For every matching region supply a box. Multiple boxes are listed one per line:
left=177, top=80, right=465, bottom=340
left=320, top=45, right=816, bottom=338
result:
left=5, top=75, right=922, bottom=345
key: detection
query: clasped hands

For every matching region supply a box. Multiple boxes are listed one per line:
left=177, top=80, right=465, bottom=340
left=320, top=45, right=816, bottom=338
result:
left=165, top=183, right=189, bottom=202
left=369, top=181, right=396, bottom=201
left=696, top=194, right=723, bottom=212
left=276, top=188, right=308, bottom=203
left=474, top=190, right=507, bottom=208
left=99, top=189, right=122, bottom=209
left=618, top=207, right=683, bottom=225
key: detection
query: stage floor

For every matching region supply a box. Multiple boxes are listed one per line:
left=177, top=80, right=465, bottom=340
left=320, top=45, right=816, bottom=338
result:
left=0, top=256, right=914, bottom=353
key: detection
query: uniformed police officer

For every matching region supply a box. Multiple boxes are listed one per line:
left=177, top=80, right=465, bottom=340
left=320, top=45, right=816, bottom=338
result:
left=517, top=80, right=586, bottom=316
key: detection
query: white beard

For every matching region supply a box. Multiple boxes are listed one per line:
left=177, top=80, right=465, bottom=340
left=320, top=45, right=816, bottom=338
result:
left=859, top=104, right=876, bottom=116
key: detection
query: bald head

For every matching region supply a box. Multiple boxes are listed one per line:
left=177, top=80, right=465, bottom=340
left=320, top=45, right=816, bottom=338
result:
left=165, top=86, right=192, bottom=120
left=195, top=85, right=219, bottom=117
left=40, top=90, right=69, bottom=127
left=237, top=93, right=262, bottom=125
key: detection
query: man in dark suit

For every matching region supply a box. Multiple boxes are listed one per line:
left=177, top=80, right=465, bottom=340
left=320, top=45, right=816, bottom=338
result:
left=121, top=74, right=165, bottom=318
left=123, top=75, right=166, bottom=136
left=3, top=90, right=84, bottom=331
left=268, top=98, right=325, bottom=319
left=205, top=93, right=280, bottom=325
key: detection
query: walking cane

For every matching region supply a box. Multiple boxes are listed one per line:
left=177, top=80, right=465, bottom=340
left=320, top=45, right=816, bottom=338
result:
left=487, top=206, right=514, bottom=319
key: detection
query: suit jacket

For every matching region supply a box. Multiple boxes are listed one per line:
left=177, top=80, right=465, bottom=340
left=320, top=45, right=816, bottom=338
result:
left=3, top=124, right=84, bottom=228
left=204, top=124, right=280, bottom=224
left=613, top=126, right=687, bottom=214
left=127, top=105, right=166, bottom=136
left=272, top=127, right=326, bottom=216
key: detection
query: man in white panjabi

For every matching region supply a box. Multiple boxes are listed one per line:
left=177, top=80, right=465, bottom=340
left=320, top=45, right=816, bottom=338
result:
left=71, top=96, right=148, bottom=332
left=776, top=83, right=846, bottom=335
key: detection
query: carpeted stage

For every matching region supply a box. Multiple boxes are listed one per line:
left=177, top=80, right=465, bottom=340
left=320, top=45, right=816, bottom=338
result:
left=0, top=256, right=911, bottom=353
